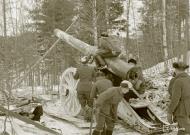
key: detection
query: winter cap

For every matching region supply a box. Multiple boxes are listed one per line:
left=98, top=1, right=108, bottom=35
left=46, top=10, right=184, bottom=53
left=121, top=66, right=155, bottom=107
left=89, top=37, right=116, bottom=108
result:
left=173, top=62, right=189, bottom=70
left=101, top=32, right=109, bottom=37
left=81, top=56, right=88, bottom=63
left=128, top=59, right=137, bottom=65
left=120, top=80, right=133, bottom=89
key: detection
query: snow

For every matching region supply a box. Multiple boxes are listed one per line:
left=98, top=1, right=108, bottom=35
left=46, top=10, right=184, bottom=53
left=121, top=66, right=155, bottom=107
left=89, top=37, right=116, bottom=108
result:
left=0, top=117, right=56, bottom=135
left=0, top=57, right=183, bottom=135
left=41, top=115, right=89, bottom=135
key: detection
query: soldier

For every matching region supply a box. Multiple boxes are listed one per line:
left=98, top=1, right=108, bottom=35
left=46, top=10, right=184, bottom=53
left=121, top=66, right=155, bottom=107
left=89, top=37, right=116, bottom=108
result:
left=90, top=71, right=113, bottom=135
left=92, top=80, right=132, bottom=135
left=94, top=32, right=121, bottom=69
left=126, top=59, right=145, bottom=94
left=90, top=71, right=113, bottom=99
left=31, top=104, right=43, bottom=121
left=128, top=58, right=137, bottom=67
left=167, top=62, right=190, bottom=135
left=74, top=56, right=96, bottom=121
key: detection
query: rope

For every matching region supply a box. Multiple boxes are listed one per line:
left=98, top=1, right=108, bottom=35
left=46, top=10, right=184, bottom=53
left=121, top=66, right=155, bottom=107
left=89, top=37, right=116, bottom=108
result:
left=13, top=16, right=79, bottom=90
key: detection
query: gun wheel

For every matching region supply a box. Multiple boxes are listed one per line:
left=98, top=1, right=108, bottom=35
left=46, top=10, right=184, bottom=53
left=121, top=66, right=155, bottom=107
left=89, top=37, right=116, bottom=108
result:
left=60, top=67, right=81, bottom=116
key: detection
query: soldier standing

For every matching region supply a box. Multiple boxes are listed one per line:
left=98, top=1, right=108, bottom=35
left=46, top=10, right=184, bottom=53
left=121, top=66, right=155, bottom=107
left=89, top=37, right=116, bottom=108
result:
left=74, top=56, right=96, bottom=121
left=90, top=71, right=113, bottom=99
left=90, top=71, right=113, bottom=134
left=92, top=80, right=132, bottom=135
left=167, top=62, right=190, bottom=135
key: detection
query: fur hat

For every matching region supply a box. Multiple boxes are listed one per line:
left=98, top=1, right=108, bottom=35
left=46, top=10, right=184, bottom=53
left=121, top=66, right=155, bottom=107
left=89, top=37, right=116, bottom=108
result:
left=173, top=62, right=189, bottom=70
left=120, top=80, right=133, bottom=89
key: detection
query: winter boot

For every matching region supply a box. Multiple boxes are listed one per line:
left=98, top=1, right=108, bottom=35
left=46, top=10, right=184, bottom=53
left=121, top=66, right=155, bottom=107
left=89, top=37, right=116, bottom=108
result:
left=105, top=130, right=113, bottom=135
left=92, top=130, right=102, bottom=135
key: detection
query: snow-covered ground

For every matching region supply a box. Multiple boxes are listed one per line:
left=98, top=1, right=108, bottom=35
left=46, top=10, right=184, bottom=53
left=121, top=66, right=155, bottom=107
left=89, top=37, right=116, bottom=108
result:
left=2, top=72, right=178, bottom=135
left=0, top=59, right=182, bottom=135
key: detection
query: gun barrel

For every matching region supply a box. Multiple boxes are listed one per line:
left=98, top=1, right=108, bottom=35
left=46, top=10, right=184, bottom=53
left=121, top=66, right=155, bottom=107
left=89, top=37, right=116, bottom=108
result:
left=54, top=29, right=132, bottom=79
left=54, top=29, right=97, bottom=55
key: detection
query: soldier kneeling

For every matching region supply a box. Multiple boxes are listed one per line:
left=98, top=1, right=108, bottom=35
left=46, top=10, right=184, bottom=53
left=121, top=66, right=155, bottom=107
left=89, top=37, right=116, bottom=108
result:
left=94, top=32, right=121, bottom=69
left=19, top=104, right=43, bottom=122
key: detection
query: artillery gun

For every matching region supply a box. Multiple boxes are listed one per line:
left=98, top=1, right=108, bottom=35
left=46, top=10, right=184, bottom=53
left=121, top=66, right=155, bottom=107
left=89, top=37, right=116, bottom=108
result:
left=54, top=29, right=174, bottom=134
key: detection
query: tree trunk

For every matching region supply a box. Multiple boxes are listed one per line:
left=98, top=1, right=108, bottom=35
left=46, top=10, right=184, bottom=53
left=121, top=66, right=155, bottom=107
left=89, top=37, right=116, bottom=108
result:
left=150, top=0, right=158, bottom=64
left=3, top=0, right=7, bottom=37
left=105, top=0, right=109, bottom=31
left=92, top=0, right=98, bottom=46
left=185, top=0, right=190, bottom=72
left=162, top=0, right=169, bottom=71
left=32, top=69, right=34, bottom=99
left=177, top=0, right=182, bottom=60
left=125, top=0, right=130, bottom=55
left=131, top=0, right=140, bottom=63
left=186, top=0, right=190, bottom=50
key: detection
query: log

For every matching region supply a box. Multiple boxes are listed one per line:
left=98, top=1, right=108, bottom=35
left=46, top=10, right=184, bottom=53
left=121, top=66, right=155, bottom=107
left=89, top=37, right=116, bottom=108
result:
left=0, top=106, right=61, bottom=135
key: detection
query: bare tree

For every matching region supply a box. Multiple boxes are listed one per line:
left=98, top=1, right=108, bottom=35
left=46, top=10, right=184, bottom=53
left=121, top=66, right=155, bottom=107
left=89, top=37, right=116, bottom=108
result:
left=92, top=0, right=98, bottom=46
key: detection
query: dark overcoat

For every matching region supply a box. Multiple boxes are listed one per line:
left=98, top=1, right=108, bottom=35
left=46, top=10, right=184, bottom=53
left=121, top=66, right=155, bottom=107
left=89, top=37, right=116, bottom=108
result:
left=168, top=73, right=190, bottom=117
left=74, top=64, right=96, bottom=93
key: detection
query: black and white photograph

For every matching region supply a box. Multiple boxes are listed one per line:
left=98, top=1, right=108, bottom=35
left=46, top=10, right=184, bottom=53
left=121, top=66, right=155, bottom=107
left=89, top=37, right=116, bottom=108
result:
left=0, top=0, right=190, bottom=135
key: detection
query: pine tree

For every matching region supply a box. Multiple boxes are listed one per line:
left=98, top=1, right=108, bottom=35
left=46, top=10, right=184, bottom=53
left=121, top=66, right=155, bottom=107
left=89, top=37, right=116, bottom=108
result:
left=78, top=0, right=123, bottom=45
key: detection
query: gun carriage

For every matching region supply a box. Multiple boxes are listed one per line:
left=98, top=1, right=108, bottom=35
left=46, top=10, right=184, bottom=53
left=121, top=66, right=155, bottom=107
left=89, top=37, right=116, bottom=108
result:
left=54, top=29, right=173, bottom=134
